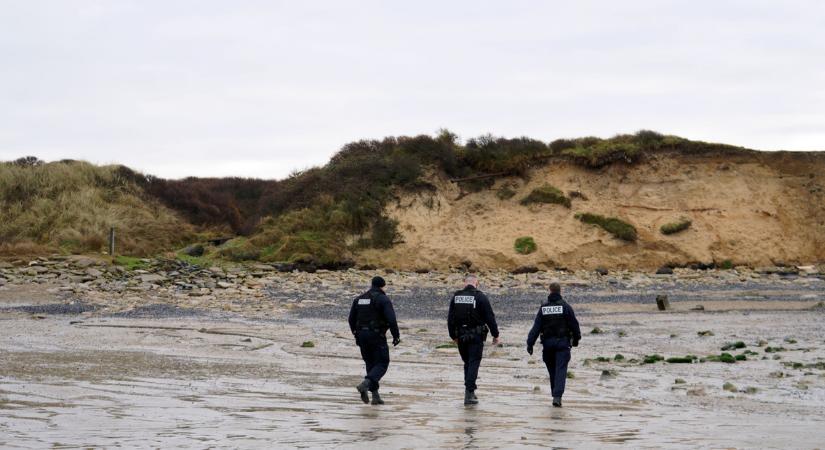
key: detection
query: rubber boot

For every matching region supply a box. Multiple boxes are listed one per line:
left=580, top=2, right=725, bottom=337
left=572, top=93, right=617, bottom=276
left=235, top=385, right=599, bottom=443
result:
left=464, top=390, right=478, bottom=405
left=552, top=397, right=562, bottom=407
left=370, top=391, right=384, bottom=405
left=356, top=379, right=370, bottom=404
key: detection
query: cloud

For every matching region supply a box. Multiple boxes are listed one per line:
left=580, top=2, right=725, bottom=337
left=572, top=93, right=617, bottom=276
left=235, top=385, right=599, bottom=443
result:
left=1, top=0, right=823, bottom=178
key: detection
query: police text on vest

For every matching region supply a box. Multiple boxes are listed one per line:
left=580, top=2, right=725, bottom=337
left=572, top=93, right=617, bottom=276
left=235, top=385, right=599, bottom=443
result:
left=542, top=305, right=563, bottom=315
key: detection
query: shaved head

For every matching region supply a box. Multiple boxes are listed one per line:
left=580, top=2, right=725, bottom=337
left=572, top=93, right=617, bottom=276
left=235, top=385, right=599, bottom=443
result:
left=464, top=274, right=479, bottom=287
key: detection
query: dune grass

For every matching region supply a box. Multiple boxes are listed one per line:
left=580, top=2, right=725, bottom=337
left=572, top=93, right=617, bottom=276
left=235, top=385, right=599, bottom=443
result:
left=514, top=236, right=537, bottom=255
left=661, top=218, right=692, bottom=235
left=520, top=184, right=571, bottom=208
left=0, top=160, right=193, bottom=256
left=575, top=213, right=638, bottom=242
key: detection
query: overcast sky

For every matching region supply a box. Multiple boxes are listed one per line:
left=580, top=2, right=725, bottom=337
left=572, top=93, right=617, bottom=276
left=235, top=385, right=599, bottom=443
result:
left=1, top=1, right=824, bottom=179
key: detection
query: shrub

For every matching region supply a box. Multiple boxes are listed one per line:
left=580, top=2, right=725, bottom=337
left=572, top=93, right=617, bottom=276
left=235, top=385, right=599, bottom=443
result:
left=666, top=355, right=698, bottom=364
left=514, top=237, right=537, bottom=255
left=575, top=213, right=637, bottom=241
left=496, top=184, right=517, bottom=200
left=643, top=354, right=665, bottom=364
left=718, top=259, right=734, bottom=270
left=661, top=218, right=692, bottom=235
left=520, top=184, right=571, bottom=208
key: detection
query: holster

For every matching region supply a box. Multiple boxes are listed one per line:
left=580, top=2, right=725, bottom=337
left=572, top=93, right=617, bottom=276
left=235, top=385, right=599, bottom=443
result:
left=456, top=325, right=488, bottom=343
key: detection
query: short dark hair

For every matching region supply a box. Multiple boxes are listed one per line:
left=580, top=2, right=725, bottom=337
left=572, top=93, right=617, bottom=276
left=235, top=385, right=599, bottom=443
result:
left=371, top=276, right=386, bottom=288
left=549, top=282, right=561, bottom=293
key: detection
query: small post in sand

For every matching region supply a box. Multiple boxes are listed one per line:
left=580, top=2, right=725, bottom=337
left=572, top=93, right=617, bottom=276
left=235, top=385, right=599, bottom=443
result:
left=656, top=294, right=670, bottom=311
left=108, top=226, right=116, bottom=257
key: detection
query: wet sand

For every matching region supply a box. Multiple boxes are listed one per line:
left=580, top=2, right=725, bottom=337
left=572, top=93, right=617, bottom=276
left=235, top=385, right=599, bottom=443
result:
left=2, top=302, right=825, bottom=448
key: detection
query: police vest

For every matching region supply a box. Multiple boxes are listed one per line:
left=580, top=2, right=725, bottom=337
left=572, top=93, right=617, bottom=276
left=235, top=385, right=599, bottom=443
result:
left=452, top=289, right=482, bottom=327
left=355, top=290, right=389, bottom=330
left=540, top=299, right=570, bottom=339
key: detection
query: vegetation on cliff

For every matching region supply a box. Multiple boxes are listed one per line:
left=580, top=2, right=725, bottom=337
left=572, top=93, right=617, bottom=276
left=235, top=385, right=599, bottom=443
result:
left=0, top=130, right=764, bottom=263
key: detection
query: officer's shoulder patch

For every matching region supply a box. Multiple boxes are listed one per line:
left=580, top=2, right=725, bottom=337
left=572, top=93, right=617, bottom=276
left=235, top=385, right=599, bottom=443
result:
left=542, top=305, right=563, bottom=315
left=357, top=298, right=371, bottom=305
left=454, top=295, right=475, bottom=306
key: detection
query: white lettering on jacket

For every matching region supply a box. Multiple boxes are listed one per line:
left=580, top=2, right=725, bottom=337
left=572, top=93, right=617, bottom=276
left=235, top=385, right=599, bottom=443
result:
left=358, top=298, right=371, bottom=305
left=454, top=296, right=476, bottom=307
left=542, top=305, right=563, bottom=315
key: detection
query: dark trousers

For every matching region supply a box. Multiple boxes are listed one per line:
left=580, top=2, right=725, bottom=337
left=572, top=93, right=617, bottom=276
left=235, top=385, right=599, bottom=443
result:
left=457, top=334, right=484, bottom=392
left=542, top=337, right=572, bottom=399
left=357, top=329, right=390, bottom=392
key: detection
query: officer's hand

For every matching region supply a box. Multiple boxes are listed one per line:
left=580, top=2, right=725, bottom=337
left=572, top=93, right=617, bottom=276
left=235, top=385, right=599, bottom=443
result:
left=492, top=336, right=501, bottom=346
left=572, top=338, right=579, bottom=347
left=392, top=337, right=401, bottom=347
left=527, top=345, right=533, bottom=356
left=452, top=338, right=458, bottom=344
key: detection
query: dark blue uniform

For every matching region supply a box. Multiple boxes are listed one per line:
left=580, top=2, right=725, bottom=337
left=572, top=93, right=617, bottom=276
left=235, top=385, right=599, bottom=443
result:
left=526, top=292, right=581, bottom=400
left=348, top=287, right=400, bottom=392
left=448, top=285, right=499, bottom=393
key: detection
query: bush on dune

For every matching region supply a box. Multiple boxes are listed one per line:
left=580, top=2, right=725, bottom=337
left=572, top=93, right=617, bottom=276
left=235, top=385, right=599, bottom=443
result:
left=575, top=213, right=638, bottom=242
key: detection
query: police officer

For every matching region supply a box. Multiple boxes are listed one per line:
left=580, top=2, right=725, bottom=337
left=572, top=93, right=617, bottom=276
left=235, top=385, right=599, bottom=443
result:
left=448, top=274, right=500, bottom=405
left=526, top=282, right=581, bottom=407
left=348, top=276, right=400, bottom=405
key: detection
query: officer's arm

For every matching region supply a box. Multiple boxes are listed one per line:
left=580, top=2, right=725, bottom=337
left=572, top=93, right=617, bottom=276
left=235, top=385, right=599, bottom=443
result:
left=480, top=294, right=499, bottom=338
left=447, top=298, right=456, bottom=339
left=566, top=304, right=582, bottom=341
left=348, top=298, right=358, bottom=334
left=526, top=310, right=542, bottom=347
left=380, top=295, right=400, bottom=341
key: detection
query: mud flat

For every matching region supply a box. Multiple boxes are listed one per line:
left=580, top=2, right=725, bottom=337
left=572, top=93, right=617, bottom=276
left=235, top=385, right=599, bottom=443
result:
left=1, top=275, right=825, bottom=448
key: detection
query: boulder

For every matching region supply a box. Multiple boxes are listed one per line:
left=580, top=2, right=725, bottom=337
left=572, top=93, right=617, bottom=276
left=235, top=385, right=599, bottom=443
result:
left=656, top=295, right=670, bottom=311
left=183, top=244, right=205, bottom=257
left=656, top=266, right=674, bottom=275
left=512, top=266, right=540, bottom=275
left=86, top=268, right=103, bottom=277
left=139, top=274, right=166, bottom=283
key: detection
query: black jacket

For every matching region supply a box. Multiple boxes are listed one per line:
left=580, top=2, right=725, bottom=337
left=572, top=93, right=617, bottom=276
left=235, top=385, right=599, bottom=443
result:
left=348, top=287, right=400, bottom=340
left=526, top=293, right=581, bottom=347
left=447, top=285, right=499, bottom=340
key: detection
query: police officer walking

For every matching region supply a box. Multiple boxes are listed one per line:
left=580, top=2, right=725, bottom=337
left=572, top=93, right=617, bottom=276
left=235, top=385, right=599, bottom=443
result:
left=526, top=282, right=581, bottom=407
left=448, top=274, right=500, bottom=405
left=348, top=276, right=400, bottom=405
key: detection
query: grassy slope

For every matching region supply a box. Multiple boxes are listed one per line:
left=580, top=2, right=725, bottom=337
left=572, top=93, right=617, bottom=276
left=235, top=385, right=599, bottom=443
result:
left=2, top=131, right=823, bottom=267
left=0, top=161, right=193, bottom=256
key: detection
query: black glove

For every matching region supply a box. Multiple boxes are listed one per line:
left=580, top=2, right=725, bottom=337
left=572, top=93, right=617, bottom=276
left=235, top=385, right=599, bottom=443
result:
left=392, top=337, right=401, bottom=347
left=527, top=345, right=533, bottom=356
left=572, top=338, right=580, bottom=347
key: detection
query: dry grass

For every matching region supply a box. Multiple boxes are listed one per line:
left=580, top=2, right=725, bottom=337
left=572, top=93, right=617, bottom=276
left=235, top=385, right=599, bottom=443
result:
left=0, top=161, right=194, bottom=256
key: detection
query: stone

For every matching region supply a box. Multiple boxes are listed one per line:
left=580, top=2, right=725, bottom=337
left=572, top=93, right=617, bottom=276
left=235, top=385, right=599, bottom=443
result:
left=690, top=304, right=705, bottom=311
left=183, top=244, right=205, bottom=257
left=512, top=266, right=540, bottom=275
left=656, top=295, right=670, bottom=311
left=139, top=274, right=166, bottom=283
left=595, top=267, right=608, bottom=276
left=217, top=281, right=234, bottom=289
left=86, top=268, right=103, bottom=277
left=26, top=266, right=49, bottom=275
left=70, top=257, right=96, bottom=268
left=656, top=266, right=674, bottom=275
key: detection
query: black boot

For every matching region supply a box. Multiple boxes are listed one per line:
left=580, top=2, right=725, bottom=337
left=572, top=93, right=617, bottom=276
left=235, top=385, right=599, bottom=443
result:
left=356, top=379, right=370, bottom=404
left=464, top=390, right=478, bottom=405
left=552, top=397, right=562, bottom=407
left=371, top=391, right=384, bottom=405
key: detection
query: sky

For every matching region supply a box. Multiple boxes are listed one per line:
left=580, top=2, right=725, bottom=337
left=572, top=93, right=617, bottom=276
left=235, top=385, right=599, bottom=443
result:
left=1, top=0, right=824, bottom=179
